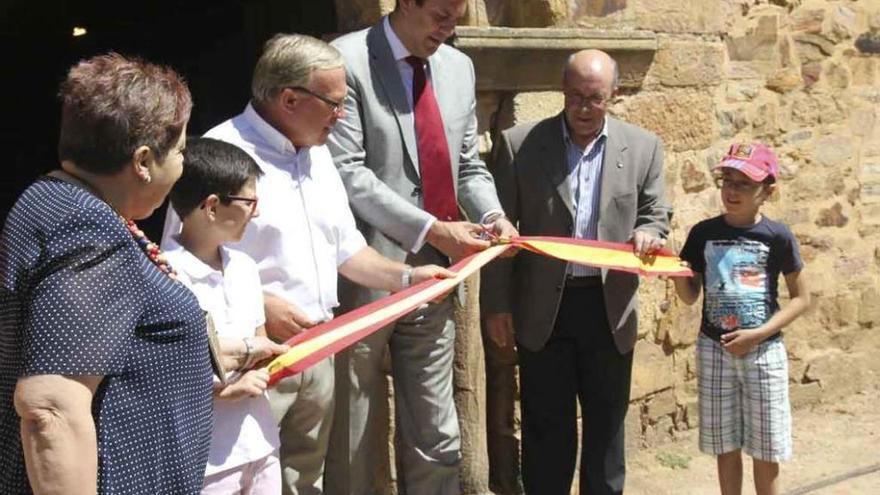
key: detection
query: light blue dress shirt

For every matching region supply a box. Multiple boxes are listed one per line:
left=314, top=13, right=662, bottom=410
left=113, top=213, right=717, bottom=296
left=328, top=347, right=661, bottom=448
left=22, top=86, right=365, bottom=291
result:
left=563, top=118, right=609, bottom=277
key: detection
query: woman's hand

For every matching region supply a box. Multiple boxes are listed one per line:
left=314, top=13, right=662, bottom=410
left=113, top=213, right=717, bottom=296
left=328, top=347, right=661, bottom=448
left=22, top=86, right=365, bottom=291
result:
left=216, top=369, right=270, bottom=400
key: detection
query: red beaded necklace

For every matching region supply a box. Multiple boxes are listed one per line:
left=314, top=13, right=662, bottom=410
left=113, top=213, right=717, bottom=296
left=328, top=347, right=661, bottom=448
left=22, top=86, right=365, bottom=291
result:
left=47, top=170, right=178, bottom=279
left=123, top=219, right=178, bottom=279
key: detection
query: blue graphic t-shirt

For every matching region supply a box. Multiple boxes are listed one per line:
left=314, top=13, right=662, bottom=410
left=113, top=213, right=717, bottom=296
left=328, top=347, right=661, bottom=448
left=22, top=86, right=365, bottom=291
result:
left=679, top=215, right=803, bottom=341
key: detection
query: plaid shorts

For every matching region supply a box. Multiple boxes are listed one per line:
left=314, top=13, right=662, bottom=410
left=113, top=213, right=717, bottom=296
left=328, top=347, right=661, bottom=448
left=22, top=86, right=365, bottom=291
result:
left=696, top=333, right=792, bottom=462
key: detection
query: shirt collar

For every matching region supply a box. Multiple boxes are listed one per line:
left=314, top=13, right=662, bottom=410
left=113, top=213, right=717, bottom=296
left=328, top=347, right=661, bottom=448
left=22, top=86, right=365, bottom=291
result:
left=383, top=16, right=412, bottom=62
left=169, top=237, right=230, bottom=282
left=243, top=102, right=299, bottom=156
left=562, top=116, right=609, bottom=153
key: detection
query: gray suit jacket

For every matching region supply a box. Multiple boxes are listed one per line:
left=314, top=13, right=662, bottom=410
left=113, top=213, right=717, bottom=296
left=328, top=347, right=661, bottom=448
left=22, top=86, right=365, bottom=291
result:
left=328, top=21, right=502, bottom=308
left=481, top=114, right=671, bottom=354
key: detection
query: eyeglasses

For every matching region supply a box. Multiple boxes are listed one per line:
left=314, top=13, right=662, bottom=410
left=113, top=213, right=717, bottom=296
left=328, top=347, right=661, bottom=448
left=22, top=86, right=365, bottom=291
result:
left=287, top=86, right=345, bottom=115
left=222, top=195, right=259, bottom=213
left=565, top=91, right=611, bottom=109
left=714, top=176, right=762, bottom=192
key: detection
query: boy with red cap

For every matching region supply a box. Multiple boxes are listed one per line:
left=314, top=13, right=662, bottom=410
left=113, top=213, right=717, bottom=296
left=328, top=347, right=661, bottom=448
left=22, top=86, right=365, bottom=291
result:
left=673, top=143, right=811, bottom=495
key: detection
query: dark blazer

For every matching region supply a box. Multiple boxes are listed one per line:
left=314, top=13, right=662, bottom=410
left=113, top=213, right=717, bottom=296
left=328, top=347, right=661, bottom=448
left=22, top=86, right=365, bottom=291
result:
left=482, top=114, right=671, bottom=354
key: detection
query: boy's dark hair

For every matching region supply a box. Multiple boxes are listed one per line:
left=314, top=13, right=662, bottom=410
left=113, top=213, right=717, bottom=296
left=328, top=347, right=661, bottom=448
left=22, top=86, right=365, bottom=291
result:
left=170, top=137, right=263, bottom=218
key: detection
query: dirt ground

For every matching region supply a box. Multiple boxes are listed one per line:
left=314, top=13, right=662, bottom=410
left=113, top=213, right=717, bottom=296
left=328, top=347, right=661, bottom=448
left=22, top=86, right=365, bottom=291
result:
left=627, top=386, right=880, bottom=494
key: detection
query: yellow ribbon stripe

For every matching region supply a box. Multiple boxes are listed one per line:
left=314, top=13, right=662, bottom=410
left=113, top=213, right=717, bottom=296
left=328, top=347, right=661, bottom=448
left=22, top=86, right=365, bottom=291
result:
left=514, top=236, right=692, bottom=277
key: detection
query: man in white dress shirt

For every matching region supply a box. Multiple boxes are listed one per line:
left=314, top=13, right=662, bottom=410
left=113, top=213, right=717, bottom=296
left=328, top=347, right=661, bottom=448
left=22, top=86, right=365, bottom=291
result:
left=162, top=34, right=451, bottom=495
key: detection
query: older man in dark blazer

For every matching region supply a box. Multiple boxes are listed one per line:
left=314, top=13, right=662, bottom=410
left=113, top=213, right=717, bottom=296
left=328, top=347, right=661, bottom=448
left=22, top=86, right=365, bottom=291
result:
left=482, top=50, right=671, bottom=495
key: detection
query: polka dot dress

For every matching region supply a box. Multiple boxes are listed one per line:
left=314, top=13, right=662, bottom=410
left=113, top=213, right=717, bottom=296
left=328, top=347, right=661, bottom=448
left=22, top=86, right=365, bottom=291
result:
left=0, top=177, right=213, bottom=494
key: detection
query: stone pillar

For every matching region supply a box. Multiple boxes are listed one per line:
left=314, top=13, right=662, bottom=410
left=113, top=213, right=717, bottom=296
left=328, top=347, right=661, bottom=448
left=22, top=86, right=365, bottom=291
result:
left=453, top=275, right=491, bottom=494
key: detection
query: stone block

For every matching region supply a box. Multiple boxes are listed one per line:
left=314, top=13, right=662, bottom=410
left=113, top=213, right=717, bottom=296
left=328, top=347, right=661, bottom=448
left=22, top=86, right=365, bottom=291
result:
left=856, top=30, right=880, bottom=55
left=751, top=99, right=780, bottom=138
left=790, top=7, right=825, bottom=34
left=849, top=106, right=877, bottom=138
left=678, top=152, right=711, bottom=193
left=815, top=202, right=848, bottom=228
left=825, top=60, right=852, bottom=89
left=790, top=382, right=823, bottom=409
left=810, top=135, right=854, bottom=168
left=625, top=405, right=645, bottom=453
left=649, top=40, right=725, bottom=87
left=717, top=108, right=748, bottom=138
left=859, top=288, right=880, bottom=327
left=631, top=0, right=724, bottom=34
left=681, top=397, right=699, bottom=429
left=726, top=15, right=780, bottom=62
left=805, top=352, right=867, bottom=400
left=726, top=81, right=761, bottom=102
left=572, top=0, right=629, bottom=18
left=506, top=0, right=569, bottom=27
left=615, top=90, right=714, bottom=152
left=506, top=91, right=564, bottom=127
left=822, top=5, right=857, bottom=44
left=793, top=33, right=836, bottom=57
left=849, top=56, right=879, bottom=86
left=631, top=340, right=674, bottom=400
left=801, top=61, right=822, bottom=87
left=645, top=389, right=677, bottom=421
left=766, top=68, right=802, bottom=93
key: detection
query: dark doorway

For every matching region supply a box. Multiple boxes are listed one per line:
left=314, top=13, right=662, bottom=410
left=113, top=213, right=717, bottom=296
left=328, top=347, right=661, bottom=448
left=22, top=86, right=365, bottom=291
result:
left=1, top=0, right=337, bottom=238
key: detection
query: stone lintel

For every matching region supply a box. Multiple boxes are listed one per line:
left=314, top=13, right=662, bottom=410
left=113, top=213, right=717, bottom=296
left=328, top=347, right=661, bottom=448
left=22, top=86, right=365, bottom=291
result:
left=452, top=26, right=657, bottom=91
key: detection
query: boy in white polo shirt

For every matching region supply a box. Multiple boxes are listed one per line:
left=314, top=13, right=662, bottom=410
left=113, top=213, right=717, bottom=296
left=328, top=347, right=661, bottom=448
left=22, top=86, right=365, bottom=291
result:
left=166, top=137, right=286, bottom=494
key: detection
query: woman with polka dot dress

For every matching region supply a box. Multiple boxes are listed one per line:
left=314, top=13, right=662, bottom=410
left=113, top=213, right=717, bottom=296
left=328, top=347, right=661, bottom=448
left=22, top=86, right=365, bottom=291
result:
left=0, top=53, right=213, bottom=494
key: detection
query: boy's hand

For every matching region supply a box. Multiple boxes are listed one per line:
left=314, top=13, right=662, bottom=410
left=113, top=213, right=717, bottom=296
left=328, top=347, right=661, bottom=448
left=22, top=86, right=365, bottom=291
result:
left=720, top=329, right=764, bottom=357
left=217, top=369, right=269, bottom=400
left=249, top=336, right=290, bottom=363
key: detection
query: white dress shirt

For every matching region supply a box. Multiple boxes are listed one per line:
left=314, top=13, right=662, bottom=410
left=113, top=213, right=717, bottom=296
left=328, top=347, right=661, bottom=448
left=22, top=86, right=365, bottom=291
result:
left=162, top=104, right=367, bottom=323
left=165, top=243, right=278, bottom=475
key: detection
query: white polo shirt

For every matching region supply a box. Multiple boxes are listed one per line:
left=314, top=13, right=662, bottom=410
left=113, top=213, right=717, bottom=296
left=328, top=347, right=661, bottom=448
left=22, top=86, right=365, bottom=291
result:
left=162, top=104, right=368, bottom=323
left=165, top=243, right=279, bottom=475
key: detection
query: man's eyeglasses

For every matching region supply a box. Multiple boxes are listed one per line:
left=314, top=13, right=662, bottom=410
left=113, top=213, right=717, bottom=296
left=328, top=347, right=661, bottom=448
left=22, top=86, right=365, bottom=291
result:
left=287, top=86, right=344, bottom=115
left=714, top=176, right=762, bottom=192
left=222, top=195, right=259, bottom=213
left=564, top=92, right=611, bottom=109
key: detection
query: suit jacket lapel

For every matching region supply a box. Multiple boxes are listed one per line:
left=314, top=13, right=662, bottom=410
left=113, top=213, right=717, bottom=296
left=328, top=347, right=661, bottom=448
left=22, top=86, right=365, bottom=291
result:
left=367, top=24, right=420, bottom=175
left=540, top=114, right=575, bottom=220
left=599, top=118, right=627, bottom=234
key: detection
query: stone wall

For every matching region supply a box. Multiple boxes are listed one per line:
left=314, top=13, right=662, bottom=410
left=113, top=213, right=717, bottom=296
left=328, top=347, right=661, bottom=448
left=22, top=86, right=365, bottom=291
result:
left=464, top=0, right=880, bottom=453
left=332, top=0, right=880, bottom=492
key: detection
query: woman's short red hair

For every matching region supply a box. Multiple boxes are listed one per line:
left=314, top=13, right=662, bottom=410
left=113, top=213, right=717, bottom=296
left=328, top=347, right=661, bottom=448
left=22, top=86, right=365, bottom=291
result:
left=58, top=52, right=192, bottom=174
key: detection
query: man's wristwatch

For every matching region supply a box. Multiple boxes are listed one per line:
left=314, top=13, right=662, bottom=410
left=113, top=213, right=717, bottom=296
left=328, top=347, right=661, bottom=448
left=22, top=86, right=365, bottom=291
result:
left=401, top=265, right=414, bottom=289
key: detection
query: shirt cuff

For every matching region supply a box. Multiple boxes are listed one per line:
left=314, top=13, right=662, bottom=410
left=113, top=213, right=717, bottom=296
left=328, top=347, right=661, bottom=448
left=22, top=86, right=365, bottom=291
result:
left=411, top=216, right=436, bottom=254
left=480, top=209, right=506, bottom=225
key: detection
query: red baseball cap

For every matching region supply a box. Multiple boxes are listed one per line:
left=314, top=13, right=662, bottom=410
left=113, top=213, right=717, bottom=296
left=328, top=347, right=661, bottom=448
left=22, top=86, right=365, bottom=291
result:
left=713, top=143, right=780, bottom=182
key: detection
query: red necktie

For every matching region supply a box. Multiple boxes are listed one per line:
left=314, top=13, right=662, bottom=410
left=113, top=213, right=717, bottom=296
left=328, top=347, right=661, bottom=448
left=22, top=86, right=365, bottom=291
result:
left=406, top=56, right=459, bottom=222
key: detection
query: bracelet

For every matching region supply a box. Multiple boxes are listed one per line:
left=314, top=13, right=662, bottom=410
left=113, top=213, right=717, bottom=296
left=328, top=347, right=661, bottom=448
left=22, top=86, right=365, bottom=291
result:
left=241, top=337, right=254, bottom=370
left=401, top=265, right=414, bottom=289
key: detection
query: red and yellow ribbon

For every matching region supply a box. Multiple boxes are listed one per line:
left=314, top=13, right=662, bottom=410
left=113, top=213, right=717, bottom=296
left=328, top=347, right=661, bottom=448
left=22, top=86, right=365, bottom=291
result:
left=264, top=237, right=690, bottom=386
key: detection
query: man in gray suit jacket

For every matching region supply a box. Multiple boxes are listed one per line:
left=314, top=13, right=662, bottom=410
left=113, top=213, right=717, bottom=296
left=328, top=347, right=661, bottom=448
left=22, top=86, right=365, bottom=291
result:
left=326, top=1, right=517, bottom=494
left=481, top=50, right=671, bottom=495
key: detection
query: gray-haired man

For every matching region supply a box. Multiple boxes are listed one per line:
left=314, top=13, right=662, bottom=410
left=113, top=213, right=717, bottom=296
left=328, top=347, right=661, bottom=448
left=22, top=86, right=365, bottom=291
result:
left=162, top=33, right=450, bottom=495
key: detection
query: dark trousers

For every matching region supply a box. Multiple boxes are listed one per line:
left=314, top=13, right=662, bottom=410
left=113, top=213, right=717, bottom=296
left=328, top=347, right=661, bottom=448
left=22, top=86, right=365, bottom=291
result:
left=519, top=285, right=633, bottom=495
